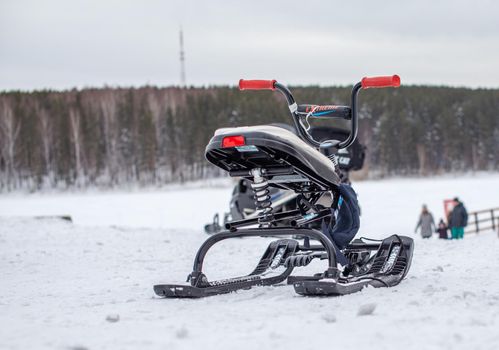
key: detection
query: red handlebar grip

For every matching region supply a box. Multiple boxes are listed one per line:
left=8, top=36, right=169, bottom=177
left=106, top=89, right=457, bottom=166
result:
left=361, top=75, right=401, bottom=89
left=239, top=79, right=277, bottom=91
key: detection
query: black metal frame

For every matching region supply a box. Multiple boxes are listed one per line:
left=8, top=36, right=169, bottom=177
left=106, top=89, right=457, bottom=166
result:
left=187, top=227, right=341, bottom=288
left=154, top=231, right=414, bottom=298
left=273, top=82, right=361, bottom=150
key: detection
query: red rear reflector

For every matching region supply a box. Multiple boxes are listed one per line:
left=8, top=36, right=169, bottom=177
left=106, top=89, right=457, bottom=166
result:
left=222, top=135, right=245, bottom=148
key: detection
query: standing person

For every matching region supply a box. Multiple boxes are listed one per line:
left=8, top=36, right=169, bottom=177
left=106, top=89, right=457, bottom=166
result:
left=415, top=204, right=436, bottom=239
left=436, top=219, right=449, bottom=239
left=448, top=197, right=468, bottom=239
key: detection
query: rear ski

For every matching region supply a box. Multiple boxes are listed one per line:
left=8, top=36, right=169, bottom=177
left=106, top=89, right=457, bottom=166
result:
left=154, top=238, right=298, bottom=298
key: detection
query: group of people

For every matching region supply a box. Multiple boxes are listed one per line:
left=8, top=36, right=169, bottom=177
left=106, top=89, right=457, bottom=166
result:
left=414, top=198, right=468, bottom=239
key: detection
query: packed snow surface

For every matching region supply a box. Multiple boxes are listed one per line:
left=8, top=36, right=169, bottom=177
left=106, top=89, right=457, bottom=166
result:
left=1, top=174, right=499, bottom=350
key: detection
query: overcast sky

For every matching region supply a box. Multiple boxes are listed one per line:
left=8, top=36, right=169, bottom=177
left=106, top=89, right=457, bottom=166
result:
left=1, top=0, right=498, bottom=90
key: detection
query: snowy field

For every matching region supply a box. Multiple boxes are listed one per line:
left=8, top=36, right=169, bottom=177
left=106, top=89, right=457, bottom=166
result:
left=1, top=174, right=499, bottom=350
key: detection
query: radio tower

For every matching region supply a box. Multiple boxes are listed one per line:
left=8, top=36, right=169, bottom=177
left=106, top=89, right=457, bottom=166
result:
left=179, top=27, right=186, bottom=87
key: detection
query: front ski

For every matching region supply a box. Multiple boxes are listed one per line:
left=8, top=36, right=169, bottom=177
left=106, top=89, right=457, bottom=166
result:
left=291, top=235, right=414, bottom=296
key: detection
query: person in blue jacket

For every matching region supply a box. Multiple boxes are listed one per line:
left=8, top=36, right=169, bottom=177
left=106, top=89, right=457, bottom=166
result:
left=448, top=197, right=468, bottom=239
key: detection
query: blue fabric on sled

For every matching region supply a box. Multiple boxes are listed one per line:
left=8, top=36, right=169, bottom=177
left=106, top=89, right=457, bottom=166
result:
left=321, top=184, right=360, bottom=266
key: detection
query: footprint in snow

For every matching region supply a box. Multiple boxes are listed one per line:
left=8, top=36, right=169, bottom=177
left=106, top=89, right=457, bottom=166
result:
left=105, top=314, right=120, bottom=323
left=67, top=346, right=88, bottom=350
left=357, top=303, right=377, bottom=316
left=469, top=318, right=487, bottom=327
left=423, top=284, right=435, bottom=294
left=463, top=291, right=476, bottom=298
left=176, top=327, right=189, bottom=339
left=322, top=313, right=337, bottom=323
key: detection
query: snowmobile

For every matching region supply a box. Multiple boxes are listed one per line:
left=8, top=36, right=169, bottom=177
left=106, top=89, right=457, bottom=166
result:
left=204, top=125, right=366, bottom=234
left=154, top=75, right=414, bottom=298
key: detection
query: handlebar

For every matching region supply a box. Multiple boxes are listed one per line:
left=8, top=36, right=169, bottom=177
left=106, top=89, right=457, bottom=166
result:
left=239, top=79, right=276, bottom=91
left=361, top=75, right=400, bottom=89
left=238, top=75, right=400, bottom=150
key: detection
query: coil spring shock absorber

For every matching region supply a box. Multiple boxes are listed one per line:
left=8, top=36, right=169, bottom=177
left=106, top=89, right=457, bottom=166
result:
left=327, top=153, right=349, bottom=183
left=320, top=142, right=340, bottom=174
left=327, top=153, right=339, bottom=170
left=250, top=168, right=274, bottom=227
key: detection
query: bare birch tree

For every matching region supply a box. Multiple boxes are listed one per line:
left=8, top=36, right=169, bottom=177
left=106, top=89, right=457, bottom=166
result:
left=0, top=101, right=21, bottom=189
left=36, top=104, right=55, bottom=185
left=148, top=92, right=164, bottom=182
left=69, top=107, right=84, bottom=186
left=100, top=92, right=119, bottom=184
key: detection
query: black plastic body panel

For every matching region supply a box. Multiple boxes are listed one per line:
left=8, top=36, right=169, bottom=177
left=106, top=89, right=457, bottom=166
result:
left=205, top=126, right=341, bottom=188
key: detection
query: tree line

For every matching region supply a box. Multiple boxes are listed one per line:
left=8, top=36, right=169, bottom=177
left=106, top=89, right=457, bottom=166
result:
left=0, top=85, right=498, bottom=191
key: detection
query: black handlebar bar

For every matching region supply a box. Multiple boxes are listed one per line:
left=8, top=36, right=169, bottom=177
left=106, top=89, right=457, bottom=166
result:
left=272, top=82, right=360, bottom=150
left=240, top=76, right=399, bottom=150
left=341, top=82, right=361, bottom=149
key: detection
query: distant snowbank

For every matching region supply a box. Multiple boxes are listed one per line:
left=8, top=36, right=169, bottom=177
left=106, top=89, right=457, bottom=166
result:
left=1, top=173, right=498, bottom=236
left=0, top=176, right=234, bottom=197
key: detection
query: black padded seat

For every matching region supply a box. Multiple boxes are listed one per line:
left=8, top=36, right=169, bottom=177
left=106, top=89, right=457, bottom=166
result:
left=205, top=125, right=341, bottom=187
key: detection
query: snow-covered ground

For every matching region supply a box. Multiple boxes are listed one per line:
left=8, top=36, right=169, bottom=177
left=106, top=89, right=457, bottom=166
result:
left=1, top=174, right=499, bottom=350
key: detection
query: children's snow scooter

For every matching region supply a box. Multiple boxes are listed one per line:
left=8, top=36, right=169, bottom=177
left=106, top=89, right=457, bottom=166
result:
left=154, top=75, right=414, bottom=298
